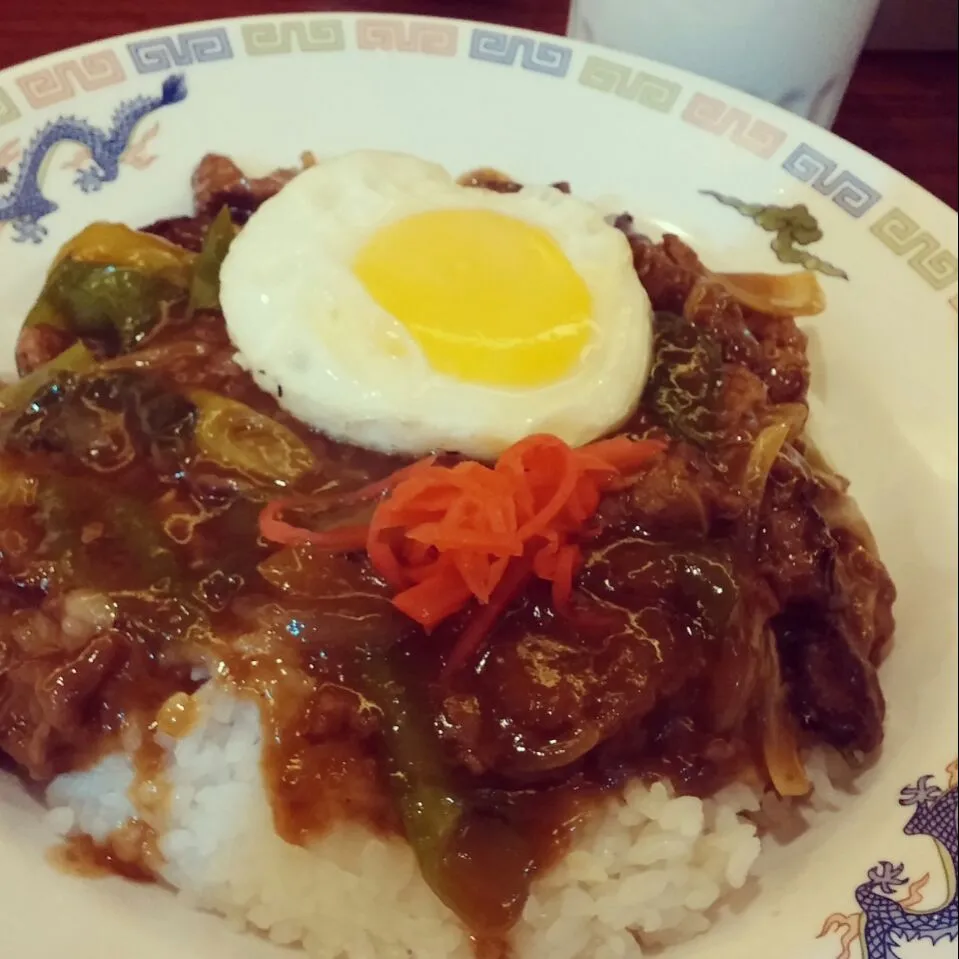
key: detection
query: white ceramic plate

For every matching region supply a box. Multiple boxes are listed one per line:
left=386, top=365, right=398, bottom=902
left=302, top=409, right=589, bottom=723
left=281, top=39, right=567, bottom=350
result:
left=0, top=13, right=956, bottom=959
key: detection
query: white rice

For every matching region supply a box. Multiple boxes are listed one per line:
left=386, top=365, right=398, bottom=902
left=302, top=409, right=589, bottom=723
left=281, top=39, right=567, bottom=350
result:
left=46, top=683, right=764, bottom=958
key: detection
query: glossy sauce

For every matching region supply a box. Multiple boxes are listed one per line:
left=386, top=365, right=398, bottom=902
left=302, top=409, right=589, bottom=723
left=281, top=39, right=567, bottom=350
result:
left=52, top=825, right=161, bottom=883
left=0, top=218, right=895, bottom=956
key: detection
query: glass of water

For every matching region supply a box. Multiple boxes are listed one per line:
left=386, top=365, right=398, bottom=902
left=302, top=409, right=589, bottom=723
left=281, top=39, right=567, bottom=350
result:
left=567, top=0, right=883, bottom=128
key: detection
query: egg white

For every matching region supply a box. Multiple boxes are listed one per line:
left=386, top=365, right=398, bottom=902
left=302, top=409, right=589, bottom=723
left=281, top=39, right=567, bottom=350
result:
left=219, top=150, right=653, bottom=459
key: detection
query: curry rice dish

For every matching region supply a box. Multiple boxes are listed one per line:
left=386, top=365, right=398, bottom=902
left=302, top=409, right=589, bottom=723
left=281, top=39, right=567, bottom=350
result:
left=0, top=150, right=894, bottom=959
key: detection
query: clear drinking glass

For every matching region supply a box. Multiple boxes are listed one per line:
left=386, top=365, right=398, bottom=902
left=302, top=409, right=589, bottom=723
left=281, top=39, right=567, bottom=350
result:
left=567, top=0, right=883, bottom=128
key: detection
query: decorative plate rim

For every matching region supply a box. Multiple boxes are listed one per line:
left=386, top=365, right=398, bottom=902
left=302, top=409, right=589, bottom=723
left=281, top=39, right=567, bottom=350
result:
left=0, top=10, right=955, bottom=223
left=0, top=12, right=956, bottom=959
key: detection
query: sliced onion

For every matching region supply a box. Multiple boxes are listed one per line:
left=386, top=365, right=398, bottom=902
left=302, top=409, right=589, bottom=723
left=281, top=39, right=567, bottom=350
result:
left=772, top=403, right=808, bottom=440
left=763, top=702, right=811, bottom=798
left=99, top=339, right=213, bottom=372
left=714, top=270, right=826, bottom=317
left=800, top=437, right=851, bottom=495
left=760, top=629, right=810, bottom=798
left=502, top=724, right=601, bottom=775
left=189, top=389, right=315, bottom=486
left=742, top=421, right=791, bottom=503
left=682, top=278, right=709, bottom=322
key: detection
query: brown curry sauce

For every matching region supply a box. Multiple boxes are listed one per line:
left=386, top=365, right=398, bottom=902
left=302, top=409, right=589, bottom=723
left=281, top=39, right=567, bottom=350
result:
left=0, top=157, right=895, bottom=951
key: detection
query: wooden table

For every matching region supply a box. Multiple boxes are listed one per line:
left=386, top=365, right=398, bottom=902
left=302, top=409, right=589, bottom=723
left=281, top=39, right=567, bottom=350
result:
left=2, top=0, right=956, bottom=209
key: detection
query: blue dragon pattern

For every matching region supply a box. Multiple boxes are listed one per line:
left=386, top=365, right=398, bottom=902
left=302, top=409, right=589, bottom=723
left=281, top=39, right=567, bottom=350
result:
left=0, top=74, right=187, bottom=244
left=820, top=762, right=959, bottom=958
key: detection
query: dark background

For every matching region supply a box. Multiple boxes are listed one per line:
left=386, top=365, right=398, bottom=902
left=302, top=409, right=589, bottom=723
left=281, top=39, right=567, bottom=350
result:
left=1, top=0, right=955, bottom=209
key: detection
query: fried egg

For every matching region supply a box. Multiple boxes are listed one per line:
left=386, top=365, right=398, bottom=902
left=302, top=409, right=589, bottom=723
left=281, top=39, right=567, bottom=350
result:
left=220, top=150, right=653, bottom=459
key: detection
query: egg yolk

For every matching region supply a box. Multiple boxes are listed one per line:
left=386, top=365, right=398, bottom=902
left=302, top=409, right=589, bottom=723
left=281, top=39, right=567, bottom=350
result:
left=353, top=209, right=593, bottom=387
